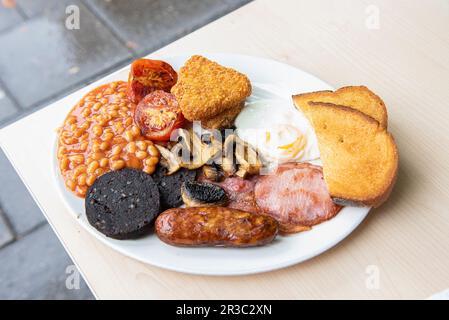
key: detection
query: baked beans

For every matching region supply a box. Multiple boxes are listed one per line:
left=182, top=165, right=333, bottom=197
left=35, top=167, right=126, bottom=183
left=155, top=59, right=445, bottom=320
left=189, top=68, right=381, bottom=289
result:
left=57, top=81, right=160, bottom=197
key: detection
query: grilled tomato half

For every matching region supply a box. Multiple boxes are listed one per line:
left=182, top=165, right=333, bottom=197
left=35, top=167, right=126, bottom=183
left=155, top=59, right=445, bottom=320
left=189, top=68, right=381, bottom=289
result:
left=134, top=91, right=185, bottom=141
left=127, top=59, right=177, bottom=104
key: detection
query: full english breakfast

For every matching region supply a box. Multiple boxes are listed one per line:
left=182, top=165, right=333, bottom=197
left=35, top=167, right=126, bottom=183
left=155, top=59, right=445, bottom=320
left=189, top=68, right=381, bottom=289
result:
left=57, top=54, right=398, bottom=247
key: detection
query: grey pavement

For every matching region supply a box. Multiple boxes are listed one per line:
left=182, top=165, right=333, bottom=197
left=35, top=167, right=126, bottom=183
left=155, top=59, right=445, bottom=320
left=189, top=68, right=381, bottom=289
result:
left=0, top=0, right=251, bottom=299
left=0, top=224, right=93, bottom=300
left=0, top=150, right=46, bottom=236
left=0, top=85, right=19, bottom=126
left=84, top=0, right=252, bottom=56
left=0, top=3, right=23, bottom=32
left=0, top=209, right=13, bottom=248
left=0, top=1, right=132, bottom=109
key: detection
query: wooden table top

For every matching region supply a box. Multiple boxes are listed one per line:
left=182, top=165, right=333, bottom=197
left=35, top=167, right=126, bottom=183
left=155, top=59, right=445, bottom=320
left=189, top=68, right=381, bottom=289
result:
left=1, top=0, right=449, bottom=299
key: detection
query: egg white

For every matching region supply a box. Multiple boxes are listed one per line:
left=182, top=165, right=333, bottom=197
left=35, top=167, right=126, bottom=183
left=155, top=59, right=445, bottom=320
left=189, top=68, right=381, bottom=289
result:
left=235, top=99, right=320, bottom=165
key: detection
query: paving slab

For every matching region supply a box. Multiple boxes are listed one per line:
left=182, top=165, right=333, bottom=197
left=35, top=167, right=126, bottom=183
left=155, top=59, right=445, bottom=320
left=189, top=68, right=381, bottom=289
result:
left=17, top=0, right=80, bottom=18
left=84, top=0, right=252, bottom=55
left=0, top=210, right=14, bottom=248
left=0, top=224, right=93, bottom=299
left=0, top=86, right=19, bottom=127
left=0, top=1, right=132, bottom=109
left=0, top=149, right=45, bottom=235
left=0, top=5, right=23, bottom=32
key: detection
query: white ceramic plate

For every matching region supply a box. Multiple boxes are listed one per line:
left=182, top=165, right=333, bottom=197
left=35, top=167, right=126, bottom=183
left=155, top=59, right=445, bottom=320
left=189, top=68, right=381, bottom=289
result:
left=53, top=53, right=370, bottom=276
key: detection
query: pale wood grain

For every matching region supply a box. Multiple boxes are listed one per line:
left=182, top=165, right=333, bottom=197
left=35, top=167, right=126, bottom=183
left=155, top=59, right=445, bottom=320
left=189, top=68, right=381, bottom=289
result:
left=1, top=0, right=449, bottom=299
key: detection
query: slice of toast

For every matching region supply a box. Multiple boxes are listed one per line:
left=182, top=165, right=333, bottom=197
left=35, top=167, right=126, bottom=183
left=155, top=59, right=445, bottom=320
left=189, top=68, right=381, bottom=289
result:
left=294, top=101, right=398, bottom=207
left=293, top=86, right=388, bottom=128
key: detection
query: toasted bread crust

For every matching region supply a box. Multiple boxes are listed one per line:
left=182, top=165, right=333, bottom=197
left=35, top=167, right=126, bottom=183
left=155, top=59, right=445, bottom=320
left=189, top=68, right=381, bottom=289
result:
left=293, top=101, right=398, bottom=208
left=308, top=101, right=380, bottom=125
left=293, top=85, right=388, bottom=128
left=171, top=55, right=252, bottom=121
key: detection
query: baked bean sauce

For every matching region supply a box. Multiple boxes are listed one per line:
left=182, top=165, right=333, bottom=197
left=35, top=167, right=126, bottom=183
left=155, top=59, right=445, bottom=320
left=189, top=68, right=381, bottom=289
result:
left=57, top=81, right=160, bottom=197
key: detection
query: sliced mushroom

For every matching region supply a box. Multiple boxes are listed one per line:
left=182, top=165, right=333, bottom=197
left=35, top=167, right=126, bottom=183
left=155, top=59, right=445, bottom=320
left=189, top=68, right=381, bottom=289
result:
left=156, top=129, right=262, bottom=178
left=221, top=134, right=237, bottom=176
left=235, top=167, right=249, bottom=179
left=155, top=144, right=181, bottom=175
left=221, top=134, right=263, bottom=177
left=173, top=128, right=192, bottom=154
left=203, top=134, right=222, bottom=163
left=234, top=135, right=263, bottom=176
left=181, top=180, right=228, bottom=207
left=180, top=132, right=221, bottom=170
left=156, top=129, right=223, bottom=173
left=202, top=165, right=224, bottom=182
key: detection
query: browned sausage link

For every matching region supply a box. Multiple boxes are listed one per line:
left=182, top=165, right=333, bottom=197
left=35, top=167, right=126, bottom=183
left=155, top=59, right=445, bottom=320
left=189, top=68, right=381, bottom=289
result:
left=155, top=207, right=278, bottom=247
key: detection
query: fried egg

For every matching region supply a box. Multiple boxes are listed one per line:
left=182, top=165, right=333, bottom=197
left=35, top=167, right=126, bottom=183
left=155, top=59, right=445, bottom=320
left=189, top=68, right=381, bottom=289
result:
left=235, top=99, right=320, bottom=164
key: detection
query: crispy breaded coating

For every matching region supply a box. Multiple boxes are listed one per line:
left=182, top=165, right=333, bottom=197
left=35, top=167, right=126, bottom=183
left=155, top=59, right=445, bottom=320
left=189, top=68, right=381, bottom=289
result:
left=201, top=102, right=245, bottom=129
left=171, top=55, right=252, bottom=121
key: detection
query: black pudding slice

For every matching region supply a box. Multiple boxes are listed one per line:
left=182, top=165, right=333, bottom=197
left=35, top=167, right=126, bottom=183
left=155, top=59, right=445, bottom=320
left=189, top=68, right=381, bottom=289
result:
left=151, top=165, right=197, bottom=209
left=85, top=168, right=160, bottom=240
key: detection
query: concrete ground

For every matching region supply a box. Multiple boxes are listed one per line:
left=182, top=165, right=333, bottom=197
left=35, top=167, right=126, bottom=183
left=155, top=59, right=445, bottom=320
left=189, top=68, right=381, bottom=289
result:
left=0, top=0, right=251, bottom=299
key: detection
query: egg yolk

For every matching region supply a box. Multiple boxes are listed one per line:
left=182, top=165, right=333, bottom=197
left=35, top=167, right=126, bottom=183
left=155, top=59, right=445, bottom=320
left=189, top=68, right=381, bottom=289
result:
left=275, top=125, right=307, bottom=158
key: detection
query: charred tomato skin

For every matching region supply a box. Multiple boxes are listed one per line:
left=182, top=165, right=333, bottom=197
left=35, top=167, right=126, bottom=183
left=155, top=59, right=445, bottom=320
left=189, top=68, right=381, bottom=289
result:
left=134, top=90, right=185, bottom=141
left=127, top=59, right=178, bottom=104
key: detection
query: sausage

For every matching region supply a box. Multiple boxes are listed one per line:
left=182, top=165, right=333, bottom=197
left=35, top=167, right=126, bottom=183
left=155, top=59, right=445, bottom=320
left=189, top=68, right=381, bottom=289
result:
left=155, top=207, right=278, bottom=247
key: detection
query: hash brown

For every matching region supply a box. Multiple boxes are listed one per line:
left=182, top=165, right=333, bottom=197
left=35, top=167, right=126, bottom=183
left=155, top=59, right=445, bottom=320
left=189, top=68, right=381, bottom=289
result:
left=171, top=55, right=252, bottom=121
left=201, top=101, right=245, bottom=129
